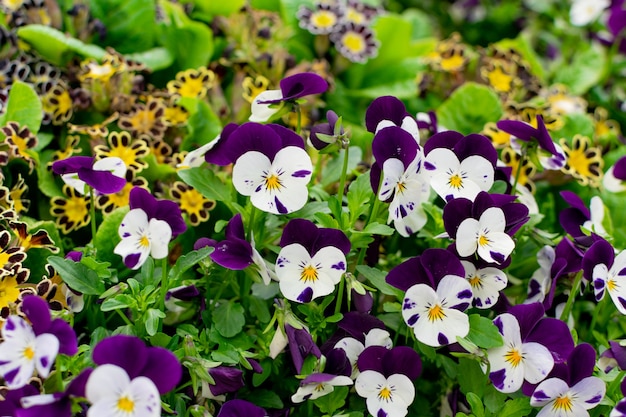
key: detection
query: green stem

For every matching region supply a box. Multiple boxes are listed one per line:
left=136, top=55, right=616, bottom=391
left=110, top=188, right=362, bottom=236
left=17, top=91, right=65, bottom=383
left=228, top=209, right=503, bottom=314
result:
left=511, top=145, right=527, bottom=194
left=247, top=204, right=257, bottom=241
left=337, top=146, right=350, bottom=227
left=116, top=308, right=133, bottom=327
left=353, top=195, right=382, bottom=272
left=334, top=274, right=345, bottom=315
left=295, top=104, right=302, bottom=136
left=158, top=257, right=169, bottom=312
left=89, top=187, right=97, bottom=255
left=559, top=271, right=583, bottom=322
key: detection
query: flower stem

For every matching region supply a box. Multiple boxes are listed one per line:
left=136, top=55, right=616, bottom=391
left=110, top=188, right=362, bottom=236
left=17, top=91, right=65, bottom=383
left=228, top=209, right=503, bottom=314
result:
left=511, top=145, right=527, bottom=194
left=337, top=146, right=350, bottom=227
left=116, top=308, right=133, bottom=327
left=352, top=194, right=382, bottom=271
left=559, top=271, right=583, bottom=322
left=158, top=257, right=169, bottom=314
left=89, top=187, right=97, bottom=256
left=334, top=273, right=345, bottom=315
left=247, top=204, right=257, bottom=241
left=295, top=104, right=302, bottom=136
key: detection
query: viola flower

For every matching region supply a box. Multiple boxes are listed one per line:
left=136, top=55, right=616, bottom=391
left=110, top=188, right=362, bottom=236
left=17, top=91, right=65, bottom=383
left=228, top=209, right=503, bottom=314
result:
left=285, top=321, right=322, bottom=374
left=355, top=346, right=422, bottom=417
left=500, top=146, right=537, bottom=192
left=612, top=379, right=626, bottom=417
left=365, top=96, right=419, bottom=140
left=0, top=296, right=77, bottom=389
left=169, top=181, right=215, bottom=226
left=1, top=121, right=38, bottom=172
left=249, top=72, right=328, bottom=123
left=203, top=366, right=244, bottom=399
left=51, top=155, right=127, bottom=195
left=604, top=155, right=626, bottom=193
left=49, top=185, right=91, bottom=234
left=497, top=115, right=566, bottom=170
left=227, top=123, right=313, bottom=214
left=530, top=344, right=605, bottom=417
left=330, top=22, right=379, bottom=63
left=559, top=135, right=604, bottom=187
left=94, top=130, right=150, bottom=174
left=387, top=248, right=472, bottom=347
left=424, top=131, right=497, bottom=201
left=485, top=303, right=574, bottom=393
left=128, top=186, right=187, bottom=238
left=276, top=218, right=350, bottom=303
left=118, top=97, right=167, bottom=141
left=208, top=213, right=274, bottom=285
left=96, top=176, right=149, bottom=214
left=291, top=373, right=353, bottom=403
left=570, top=0, right=609, bottom=26
left=167, top=66, right=216, bottom=99
left=217, top=399, right=267, bottom=417
left=297, top=2, right=343, bottom=35
left=598, top=340, right=626, bottom=373
left=309, top=110, right=348, bottom=152
left=242, top=74, right=270, bottom=103
left=582, top=238, right=626, bottom=314
left=371, top=126, right=430, bottom=236
left=41, top=81, right=73, bottom=125
left=559, top=191, right=608, bottom=238
left=461, top=259, right=507, bottom=308
left=334, top=327, right=392, bottom=378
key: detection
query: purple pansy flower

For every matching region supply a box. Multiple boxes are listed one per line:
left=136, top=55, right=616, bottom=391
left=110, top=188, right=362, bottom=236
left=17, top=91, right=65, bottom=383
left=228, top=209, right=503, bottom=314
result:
left=559, top=191, right=608, bottom=238
left=365, top=96, right=420, bottom=141
left=250, top=72, right=328, bottom=122
left=604, top=155, right=626, bottom=192
left=177, top=124, right=238, bottom=168
left=387, top=248, right=473, bottom=347
left=52, top=155, right=127, bottom=195
left=599, top=340, right=626, bottom=373
left=226, top=123, right=312, bottom=214
left=285, top=322, right=322, bottom=374
left=530, top=344, right=605, bottom=417
left=309, top=110, right=347, bottom=152
left=612, top=377, right=626, bottom=417
left=371, top=126, right=430, bottom=236
left=423, top=131, right=497, bottom=201
left=208, top=214, right=274, bottom=284
left=582, top=237, right=626, bottom=313
left=0, top=384, right=40, bottom=416
left=204, top=366, right=244, bottom=398
left=497, top=115, right=566, bottom=170
left=217, top=399, right=267, bottom=417
left=129, top=187, right=187, bottom=237
left=355, top=346, right=421, bottom=417
left=18, top=369, right=92, bottom=417
left=275, top=219, right=350, bottom=303
left=0, top=296, right=77, bottom=389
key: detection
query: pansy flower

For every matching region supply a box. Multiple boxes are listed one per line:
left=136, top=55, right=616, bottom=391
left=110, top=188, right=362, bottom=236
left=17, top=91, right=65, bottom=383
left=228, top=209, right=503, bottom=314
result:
left=611, top=378, right=626, bottom=417
left=49, top=185, right=91, bottom=234
left=371, top=126, right=430, bottom=236
left=461, top=259, right=507, bottom=309
left=86, top=335, right=182, bottom=416
left=276, top=218, right=350, bottom=303
left=291, top=373, right=353, bottom=403
left=297, top=2, right=343, bottom=35
left=365, top=96, right=419, bottom=140
left=309, top=110, right=348, bottom=152
left=387, top=248, right=473, bottom=347
left=51, top=155, right=127, bottom=195
left=330, top=22, right=379, bottom=63
left=167, top=66, right=216, bottom=99
left=355, top=346, right=421, bottom=417
left=118, top=97, right=167, bottom=141
left=559, top=135, right=604, bottom=187
left=423, top=131, right=497, bottom=201
left=227, top=123, right=313, bottom=214
left=570, top=0, right=609, bottom=26
left=485, top=303, right=574, bottom=393
left=249, top=72, right=328, bottom=123
left=217, top=399, right=267, bottom=417
left=203, top=366, right=244, bottom=399
left=169, top=181, right=215, bottom=226
left=207, top=213, right=274, bottom=285
left=530, top=343, right=605, bottom=417
left=603, top=155, right=626, bottom=193
left=93, top=130, right=149, bottom=174
left=334, top=326, right=392, bottom=378
left=559, top=191, right=608, bottom=238
left=0, top=296, right=77, bottom=389
left=582, top=238, right=626, bottom=314
left=443, top=191, right=529, bottom=264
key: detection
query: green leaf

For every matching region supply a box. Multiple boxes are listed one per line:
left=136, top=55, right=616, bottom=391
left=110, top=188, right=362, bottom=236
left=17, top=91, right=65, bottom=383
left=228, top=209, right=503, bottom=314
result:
left=94, top=206, right=129, bottom=268
left=178, top=97, right=222, bottom=151
left=36, top=150, right=64, bottom=198
left=0, top=81, right=42, bottom=135
left=466, top=314, right=503, bottom=349
left=356, top=265, right=404, bottom=300
left=125, top=47, right=174, bottom=72
left=498, top=397, right=532, bottom=417
left=192, top=0, right=246, bottom=16
left=168, top=246, right=214, bottom=281
left=314, top=386, right=349, bottom=414
left=321, top=147, right=362, bottom=187
left=437, top=82, right=503, bottom=135
left=466, top=392, right=485, bottom=417
left=241, top=388, right=284, bottom=409
left=213, top=301, right=246, bottom=338
left=47, top=256, right=105, bottom=295
left=347, top=173, right=372, bottom=223
left=553, top=42, right=606, bottom=95
left=457, top=358, right=487, bottom=397
left=100, top=295, right=136, bottom=311
left=17, top=25, right=106, bottom=66
left=360, top=222, right=395, bottom=235
left=177, top=167, right=232, bottom=205
left=145, top=308, right=166, bottom=336
left=551, top=113, right=595, bottom=143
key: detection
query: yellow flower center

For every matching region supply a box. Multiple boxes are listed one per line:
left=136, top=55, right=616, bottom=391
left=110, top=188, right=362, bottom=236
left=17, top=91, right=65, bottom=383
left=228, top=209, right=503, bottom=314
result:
left=180, top=189, right=204, bottom=211
left=342, top=32, right=366, bottom=53
left=468, top=275, right=482, bottom=288
left=311, top=11, right=337, bottom=29
left=164, top=105, right=188, bottom=126
left=566, top=147, right=593, bottom=178
left=396, top=181, right=407, bottom=194
left=346, top=9, right=365, bottom=24
left=552, top=395, right=573, bottom=412
left=427, top=304, right=446, bottom=322
left=478, top=234, right=490, bottom=247
left=130, top=109, right=156, bottom=133
left=65, top=196, right=89, bottom=223
left=489, top=129, right=511, bottom=147
left=264, top=174, right=282, bottom=192
left=117, top=396, right=135, bottom=412
left=378, top=386, right=392, bottom=401
left=23, top=346, right=35, bottom=361
left=486, top=66, right=513, bottom=93
left=108, top=146, right=143, bottom=170
left=178, top=78, right=205, bottom=99
left=608, top=279, right=617, bottom=292
left=504, top=348, right=523, bottom=367
left=448, top=174, right=463, bottom=189
left=139, top=235, right=150, bottom=248
left=440, top=53, right=465, bottom=72
left=8, top=134, right=28, bottom=153
left=300, top=265, right=318, bottom=283
left=0, top=276, right=19, bottom=309
left=106, top=184, right=132, bottom=209
left=56, top=91, right=73, bottom=115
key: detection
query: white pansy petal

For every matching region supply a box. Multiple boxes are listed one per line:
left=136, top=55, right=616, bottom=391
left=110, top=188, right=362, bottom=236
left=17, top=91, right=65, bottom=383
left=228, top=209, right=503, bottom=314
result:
left=603, top=166, right=626, bottom=193
left=493, top=313, right=522, bottom=344
left=593, top=264, right=608, bottom=301
left=86, top=364, right=131, bottom=403
left=61, top=173, right=88, bottom=195
left=437, top=274, right=473, bottom=311
left=400, top=116, right=420, bottom=142
left=252, top=180, right=309, bottom=214
left=292, top=384, right=331, bottom=403
left=487, top=349, right=525, bottom=393
left=607, top=281, right=626, bottom=314
left=355, top=370, right=386, bottom=399
left=537, top=402, right=586, bottom=417
left=456, top=218, right=480, bottom=257
left=611, top=250, right=626, bottom=278
left=334, top=337, right=364, bottom=365
left=375, top=120, right=395, bottom=134
left=522, top=342, right=554, bottom=384
left=93, top=157, right=126, bottom=178
left=250, top=89, right=283, bottom=122
left=33, top=333, right=59, bottom=378
left=471, top=267, right=508, bottom=308
left=147, top=219, right=172, bottom=260
left=571, top=376, right=606, bottom=409
left=393, top=207, right=428, bottom=237
left=118, top=209, right=149, bottom=239
left=127, top=376, right=161, bottom=417
left=429, top=172, right=482, bottom=201
left=387, top=373, right=415, bottom=405
left=313, top=246, right=346, bottom=285
left=232, top=151, right=270, bottom=197
left=364, top=328, right=393, bottom=349
left=461, top=155, right=495, bottom=192
left=531, top=378, right=568, bottom=406
left=414, top=306, right=470, bottom=347
left=477, top=231, right=514, bottom=264
left=86, top=396, right=120, bottom=417
left=177, top=139, right=217, bottom=168
left=273, top=147, right=313, bottom=184
left=379, top=158, right=405, bottom=201
left=424, top=148, right=459, bottom=176
left=402, top=284, right=436, bottom=328
left=479, top=207, right=507, bottom=233
left=1, top=315, right=34, bottom=342
left=114, top=237, right=150, bottom=270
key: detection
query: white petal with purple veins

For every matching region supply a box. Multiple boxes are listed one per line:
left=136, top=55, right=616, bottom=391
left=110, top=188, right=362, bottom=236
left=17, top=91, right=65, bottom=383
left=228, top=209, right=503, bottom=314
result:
left=232, top=151, right=271, bottom=197
left=249, top=89, right=283, bottom=122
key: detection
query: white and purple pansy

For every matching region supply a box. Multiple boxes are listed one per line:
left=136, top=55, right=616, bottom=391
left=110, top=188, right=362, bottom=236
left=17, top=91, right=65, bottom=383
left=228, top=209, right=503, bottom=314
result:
left=364, top=95, right=420, bottom=141
left=497, top=115, right=566, bottom=170
left=334, top=322, right=393, bottom=379
left=611, top=379, right=626, bottom=417
left=19, top=368, right=92, bottom=416
left=443, top=191, right=529, bottom=265
left=0, top=296, right=77, bottom=389
left=52, top=155, right=127, bottom=195
left=582, top=238, right=626, bottom=314
left=275, top=219, right=350, bottom=303
left=604, top=155, right=626, bottom=193
left=355, top=346, right=421, bottom=417
left=530, top=343, right=605, bottom=417
left=249, top=72, right=328, bottom=122
left=291, top=373, right=354, bottom=403
left=423, top=131, right=497, bottom=201
left=371, top=125, right=430, bottom=236
left=225, top=123, right=313, bottom=214
left=461, top=259, right=507, bottom=309
left=309, top=109, right=346, bottom=152
left=559, top=191, right=608, bottom=238
left=387, top=248, right=473, bottom=347
left=485, top=303, right=574, bottom=394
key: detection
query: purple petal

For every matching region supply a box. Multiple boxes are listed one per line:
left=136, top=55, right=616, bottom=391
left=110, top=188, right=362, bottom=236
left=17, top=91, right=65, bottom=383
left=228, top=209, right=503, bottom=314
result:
left=560, top=191, right=590, bottom=217
left=267, top=124, right=306, bottom=149
left=423, top=130, right=464, bottom=155
left=337, top=311, right=385, bottom=340
left=129, top=187, right=186, bottom=237
left=210, top=239, right=254, bottom=270
left=65, top=251, right=83, bottom=262
left=582, top=238, right=615, bottom=282
left=92, top=335, right=148, bottom=378
left=442, top=197, right=474, bottom=238
left=614, top=156, right=626, bottom=180
left=194, top=237, right=217, bottom=251
left=371, top=126, right=419, bottom=169
left=140, top=347, right=182, bottom=394
left=48, top=319, right=78, bottom=356
left=51, top=156, right=94, bottom=175
left=217, top=399, right=266, bottom=417
left=21, top=295, right=51, bottom=335
left=208, top=366, right=244, bottom=396
left=387, top=256, right=429, bottom=291
left=568, top=343, right=596, bottom=386
left=382, top=346, right=422, bottom=379
left=508, top=302, right=544, bottom=340
left=559, top=207, right=590, bottom=237
left=224, top=122, right=283, bottom=162
left=277, top=72, right=328, bottom=102
left=301, top=372, right=340, bottom=385
left=285, top=324, right=321, bottom=374
left=204, top=123, right=239, bottom=166
left=496, top=119, right=537, bottom=142
left=168, top=285, right=201, bottom=301
left=352, top=289, right=374, bottom=313
left=365, top=96, right=410, bottom=133
left=356, top=345, right=387, bottom=374
left=420, top=248, right=465, bottom=286
left=225, top=214, right=246, bottom=240
left=453, top=134, right=498, bottom=166
left=526, top=318, right=574, bottom=363
left=66, top=368, right=93, bottom=397
left=78, top=168, right=126, bottom=194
